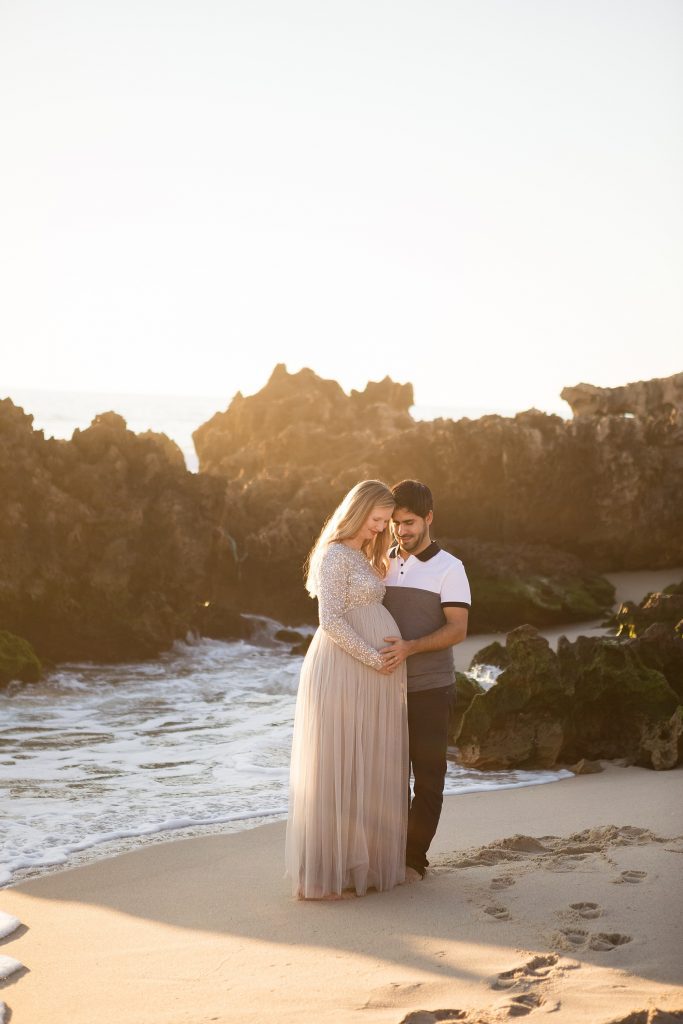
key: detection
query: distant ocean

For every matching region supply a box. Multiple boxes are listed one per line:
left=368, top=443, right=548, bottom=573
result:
left=5, top=387, right=545, bottom=472
left=1, top=386, right=581, bottom=891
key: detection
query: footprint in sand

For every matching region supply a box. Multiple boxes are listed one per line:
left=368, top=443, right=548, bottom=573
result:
left=589, top=932, right=632, bottom=951
left=556, top=927, right=632, bottom=952
left=402, top=956, right=575, bottom=1024
left=569, top=901, right=603, bottom=919
left=490, top=875, right=516, bottom=890
left=399, top=993, right=549, bottom=1023
left=560, top=927, right=589, bottom=947
left=484, top=905, right=511, bottom=921
left=399, top=1011, right=467, bottom=1023
left=493, top=991, right=548, bottom=1017
left=618, top=870, right=647, bottom=884
left=492, top=953, right=564, bottom=991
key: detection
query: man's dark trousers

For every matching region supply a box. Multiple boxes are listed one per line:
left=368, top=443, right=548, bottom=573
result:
left=406, top=683, right=453, bottom=876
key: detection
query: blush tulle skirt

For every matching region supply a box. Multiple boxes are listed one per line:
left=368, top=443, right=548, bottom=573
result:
left=285, top=603, right=408, bottom=899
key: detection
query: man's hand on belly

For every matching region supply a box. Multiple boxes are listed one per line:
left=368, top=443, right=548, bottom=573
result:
left=382, top=610, right=469, bottom=666
left=380, top=636, right=415, bottom=669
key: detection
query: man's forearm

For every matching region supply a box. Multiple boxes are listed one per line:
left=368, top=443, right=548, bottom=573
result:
left=404, top=623, right=467, bottom=656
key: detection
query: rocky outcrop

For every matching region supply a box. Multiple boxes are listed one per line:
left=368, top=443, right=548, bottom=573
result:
left=440, top=538, right=615, bottom=632
left=193, top=364, right=682, bottom=625
left=561, top=371, right=683, bottom=421
left=0, top=401, right=235, bottom=662
left=192, top=365, right=418, bottom=623
left=4, top=366, right=682, bottom=665
left=448, top=671, right=485, bottom=747
left=558, top=632, right=682, bottom=770
left=628, top=622, right=683, bottom=702
left=456, top=626, right=574, bottom=770
left=193, top=363, right=414, bottom=481
left=454, top=614, right=683, bottom=771
left=0, top=631, right=41, bottom=686
left=611, top=581, right=683, bottom=640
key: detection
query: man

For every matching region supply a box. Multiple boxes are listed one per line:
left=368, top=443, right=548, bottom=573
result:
left=381, top=480, right=471, bottom=881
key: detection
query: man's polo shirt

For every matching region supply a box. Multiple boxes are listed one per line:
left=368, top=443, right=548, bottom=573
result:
left=383, top=541, right=471, bottom=693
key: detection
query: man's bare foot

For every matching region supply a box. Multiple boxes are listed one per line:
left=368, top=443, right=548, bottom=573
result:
left=403, top=867, right=423, bottom=883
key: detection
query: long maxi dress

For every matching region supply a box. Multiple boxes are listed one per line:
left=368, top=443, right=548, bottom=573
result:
left=285, top=542, right=408, bottom=898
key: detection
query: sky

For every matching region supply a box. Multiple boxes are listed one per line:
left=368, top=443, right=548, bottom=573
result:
left=2, top=0, right=682, bottom=416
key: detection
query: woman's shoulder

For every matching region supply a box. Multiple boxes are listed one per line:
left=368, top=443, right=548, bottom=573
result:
left=321, top=542, right=366, bottom=569
left=323, top=541, right=354, bottom=561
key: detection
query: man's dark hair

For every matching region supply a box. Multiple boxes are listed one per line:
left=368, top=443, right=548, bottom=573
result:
left=391, top=479, right=433, bottom=518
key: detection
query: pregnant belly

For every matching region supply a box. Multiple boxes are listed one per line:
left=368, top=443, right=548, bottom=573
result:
left=345, top=603, right=402, bottom=648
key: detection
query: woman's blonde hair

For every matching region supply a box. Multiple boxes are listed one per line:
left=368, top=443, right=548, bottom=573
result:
left=305, top=480, right=396, bottom=598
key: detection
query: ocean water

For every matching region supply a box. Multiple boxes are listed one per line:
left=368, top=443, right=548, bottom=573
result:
left=0, top=619, right=572, bottom=890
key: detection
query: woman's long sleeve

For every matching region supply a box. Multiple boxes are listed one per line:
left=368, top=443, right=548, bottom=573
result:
left=317, top=547, right=384, bottom=670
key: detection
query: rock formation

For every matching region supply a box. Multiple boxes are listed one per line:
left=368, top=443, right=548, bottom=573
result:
left=610, top=581, right=683, bottom=640
left=3, top=365, right=681, bottom=666
left=454, top=585, right=683, bottom=772
left=440, top=538, right=615, bottom=633
left=0, top=631, right=41, bottom=686
left=192, top=364, right=419, bottom=623
left=193, top=364, right=682, bottom=624
left=561, top=371, right=683, bottom=422
left=0, top=400, right=235, bottom=662
left=456, top=626, right=573, bottom=770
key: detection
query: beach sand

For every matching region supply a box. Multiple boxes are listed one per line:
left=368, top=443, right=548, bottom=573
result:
left=1, top=763, right=682, bottom=1024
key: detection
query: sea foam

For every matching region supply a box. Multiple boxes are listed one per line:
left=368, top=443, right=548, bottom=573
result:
left=1, top=633, right=571, bottom=888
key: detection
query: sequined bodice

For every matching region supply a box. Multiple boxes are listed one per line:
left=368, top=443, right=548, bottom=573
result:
left=316, top=542, right=386, bottom=669
left=328, top=543, right=386, bottom=609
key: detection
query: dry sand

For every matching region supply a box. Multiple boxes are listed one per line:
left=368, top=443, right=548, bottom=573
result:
left=1, top=763, right=682, bottom=1024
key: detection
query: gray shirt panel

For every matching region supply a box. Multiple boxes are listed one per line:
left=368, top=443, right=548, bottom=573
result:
left=383, top=585, right=456, bottom=692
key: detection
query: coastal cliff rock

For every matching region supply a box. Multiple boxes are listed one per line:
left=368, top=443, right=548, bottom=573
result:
left=455, top=603, right=683, bottom=771
left=558, top=633, right=682, bottom=770
left=440, top=538, right=614, bottom=632
left=448, top=671, right=485, bottom=744
left=193, top=365, right=681, bottom=624
left=561, top=371, right=683, bottom=421
left=193, top=364, right=417, bottom=623
left=610, top=581, right=683, bottom=640
left=4, top=365, right=682, bottom=666
left=193, top=363, right=414, bottom=481
left=456, top=626, right=573, bottom=769
left=0, top=400, right=234, bottom=661
left=0, top=630, right=42, bottom=686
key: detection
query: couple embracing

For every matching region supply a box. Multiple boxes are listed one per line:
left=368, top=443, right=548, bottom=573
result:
left=285, top=479, right=471, bottom=900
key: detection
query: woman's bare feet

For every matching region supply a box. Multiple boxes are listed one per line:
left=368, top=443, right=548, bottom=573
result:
left=298, top=889, right=358, bottom=900
left=403, top=867, right=423, bottom=883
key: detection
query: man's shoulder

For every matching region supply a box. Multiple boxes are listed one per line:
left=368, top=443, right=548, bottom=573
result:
left=432, top=546, right=466, bottom=571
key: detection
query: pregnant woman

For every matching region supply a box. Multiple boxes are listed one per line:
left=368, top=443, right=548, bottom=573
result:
left=285, top=480, right=408, bottom=899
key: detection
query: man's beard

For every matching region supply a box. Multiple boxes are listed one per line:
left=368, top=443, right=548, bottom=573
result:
left=398, top=523, right=428, bottom=552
